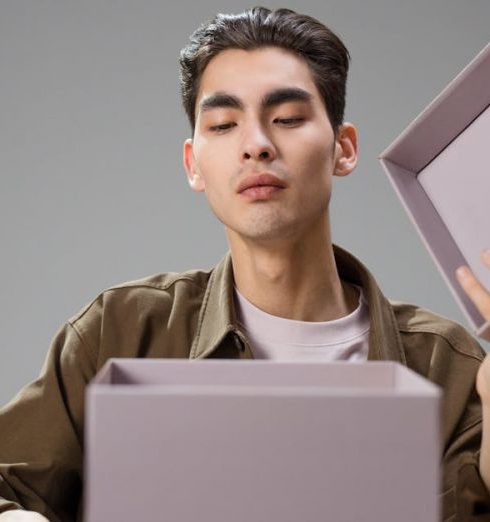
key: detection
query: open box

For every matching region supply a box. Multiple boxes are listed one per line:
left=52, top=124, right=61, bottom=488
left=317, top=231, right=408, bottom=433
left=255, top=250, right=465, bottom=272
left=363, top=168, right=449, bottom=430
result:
left=84, top=358, right=440, bottom=522
left=379, top=42, right=490, bottom=341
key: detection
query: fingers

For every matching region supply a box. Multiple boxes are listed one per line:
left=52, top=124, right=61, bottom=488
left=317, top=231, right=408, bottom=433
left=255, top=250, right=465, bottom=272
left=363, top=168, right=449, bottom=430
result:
left=456, top=249, right=490, bottom=322
left=483, top=249, right=490, bottom=268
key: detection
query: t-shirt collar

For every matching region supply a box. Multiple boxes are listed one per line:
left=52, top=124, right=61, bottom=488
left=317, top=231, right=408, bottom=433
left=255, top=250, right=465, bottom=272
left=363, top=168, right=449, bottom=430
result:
left=189, top=243, right=406, bottom=365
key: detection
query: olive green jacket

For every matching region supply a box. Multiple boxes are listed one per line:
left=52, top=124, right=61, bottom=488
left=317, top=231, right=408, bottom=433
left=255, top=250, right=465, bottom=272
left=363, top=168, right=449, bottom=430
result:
left=0, top=244, right=489, bottom=521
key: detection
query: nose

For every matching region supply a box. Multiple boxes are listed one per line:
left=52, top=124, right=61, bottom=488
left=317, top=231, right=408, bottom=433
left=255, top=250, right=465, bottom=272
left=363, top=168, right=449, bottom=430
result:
left=241, top=123, right=276, bottom=162
left=243, top=149, right=272, bottom=160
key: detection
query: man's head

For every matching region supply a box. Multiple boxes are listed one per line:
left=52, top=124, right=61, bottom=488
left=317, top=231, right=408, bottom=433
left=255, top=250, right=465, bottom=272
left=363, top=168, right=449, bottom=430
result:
left=179, top=7, right=358, bottom=247
left=179, top=6, right=350, bottom=133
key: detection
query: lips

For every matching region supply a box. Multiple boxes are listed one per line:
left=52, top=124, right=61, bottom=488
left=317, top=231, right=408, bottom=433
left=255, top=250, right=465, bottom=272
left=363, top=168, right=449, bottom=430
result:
left=237, top=173, right=287, bottom=193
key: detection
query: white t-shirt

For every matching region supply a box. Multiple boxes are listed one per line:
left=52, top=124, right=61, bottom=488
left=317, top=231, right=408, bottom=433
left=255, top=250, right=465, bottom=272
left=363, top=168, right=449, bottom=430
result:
left=233, top=284, right=370, bottom=362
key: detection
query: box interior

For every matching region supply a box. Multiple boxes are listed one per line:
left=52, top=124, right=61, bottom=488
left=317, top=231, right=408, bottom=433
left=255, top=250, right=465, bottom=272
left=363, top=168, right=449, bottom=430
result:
left=90, top=359, right=440, bottom=395
left=417, top=105, right=490, bottom=290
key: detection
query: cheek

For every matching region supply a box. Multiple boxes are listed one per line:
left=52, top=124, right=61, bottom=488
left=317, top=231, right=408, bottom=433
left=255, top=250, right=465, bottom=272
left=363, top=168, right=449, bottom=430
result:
left=281, top=119, right=335, bottom=166
left=291, top=135, right=334, bottom=183
left=193, top=137, right=235, bottom=182
left=192, top=140, right=234, bottom=216
left=308, top=142, right=333, bottom=171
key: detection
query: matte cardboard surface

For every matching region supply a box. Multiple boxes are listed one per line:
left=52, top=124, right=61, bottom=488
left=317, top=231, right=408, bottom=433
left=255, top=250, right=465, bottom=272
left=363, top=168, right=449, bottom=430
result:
left=85, top=359, right=441, bottom=522
left=380, top=42, right=490, bottom=340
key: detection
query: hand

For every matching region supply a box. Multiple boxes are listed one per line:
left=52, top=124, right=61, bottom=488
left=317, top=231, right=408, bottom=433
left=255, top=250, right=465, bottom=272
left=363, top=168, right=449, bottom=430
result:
left=455, top=249, right=490, bottom=403
left=0, top=512, right=49, bottom=521
left=456, top=249, right=490, bottom=323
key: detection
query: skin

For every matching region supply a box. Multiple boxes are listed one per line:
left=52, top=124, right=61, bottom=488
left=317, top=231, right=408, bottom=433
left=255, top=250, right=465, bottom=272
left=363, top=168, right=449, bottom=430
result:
left=456, top=251, right=490, bottom=490
left=183, top=46, right=359, bottom=321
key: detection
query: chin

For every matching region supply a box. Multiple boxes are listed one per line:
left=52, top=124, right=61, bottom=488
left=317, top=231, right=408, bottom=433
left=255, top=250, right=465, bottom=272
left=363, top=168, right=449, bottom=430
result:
left=235, top=221, right=298, bottom=243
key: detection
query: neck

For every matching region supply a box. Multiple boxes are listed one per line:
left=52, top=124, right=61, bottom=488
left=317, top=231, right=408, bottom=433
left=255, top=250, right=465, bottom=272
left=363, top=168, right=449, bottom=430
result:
left=227, top=220, right=359, bottom=322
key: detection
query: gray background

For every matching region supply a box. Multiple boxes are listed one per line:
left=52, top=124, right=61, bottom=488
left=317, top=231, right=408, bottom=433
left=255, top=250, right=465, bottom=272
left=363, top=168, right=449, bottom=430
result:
left=1, top=0, right=489, bottom=406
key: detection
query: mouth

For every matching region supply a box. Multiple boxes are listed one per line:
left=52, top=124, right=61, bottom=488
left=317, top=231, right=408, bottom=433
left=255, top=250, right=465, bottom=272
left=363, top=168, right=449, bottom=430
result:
left=237, top=173, right=287, bottom=195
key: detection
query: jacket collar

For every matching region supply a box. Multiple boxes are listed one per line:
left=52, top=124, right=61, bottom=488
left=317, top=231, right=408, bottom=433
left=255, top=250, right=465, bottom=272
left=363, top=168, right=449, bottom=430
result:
left=190, top=244, right=406, bottom=364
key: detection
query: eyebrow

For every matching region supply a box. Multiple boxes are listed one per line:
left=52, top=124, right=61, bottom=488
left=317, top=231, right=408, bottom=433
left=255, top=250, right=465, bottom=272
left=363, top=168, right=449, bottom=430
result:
left=198, top=87, right=313, bottom=114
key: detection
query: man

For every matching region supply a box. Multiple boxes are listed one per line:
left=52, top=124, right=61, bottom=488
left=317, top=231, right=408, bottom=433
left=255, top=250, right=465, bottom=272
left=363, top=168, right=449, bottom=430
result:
left=1, top=6, right=490, bottom=522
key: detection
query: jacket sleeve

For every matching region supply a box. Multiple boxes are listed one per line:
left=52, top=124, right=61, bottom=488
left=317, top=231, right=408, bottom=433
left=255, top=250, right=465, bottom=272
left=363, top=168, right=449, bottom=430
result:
left=442, top=385, right=490, bottom=521
left=0, top=321, right=97, bottom=521
left=457, top=447, right=490, bottom=520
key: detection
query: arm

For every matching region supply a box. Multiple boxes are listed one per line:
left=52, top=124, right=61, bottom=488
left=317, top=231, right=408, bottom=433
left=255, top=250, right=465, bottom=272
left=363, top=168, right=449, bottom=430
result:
left=0, top=322, right=97, bottom=521
left=480, top=401, right=490, bottom=494
left=456, top=249, right=490, bottom=492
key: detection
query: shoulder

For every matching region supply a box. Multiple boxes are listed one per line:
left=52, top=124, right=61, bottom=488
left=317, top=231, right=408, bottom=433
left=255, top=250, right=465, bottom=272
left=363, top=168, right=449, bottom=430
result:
left=65, top=267, right=212, bottom=352
left=389, top=299, right=485, bottom=362
left=107, top=267, right=211, bottom=292
left=389, top=301, right=486, bottom=436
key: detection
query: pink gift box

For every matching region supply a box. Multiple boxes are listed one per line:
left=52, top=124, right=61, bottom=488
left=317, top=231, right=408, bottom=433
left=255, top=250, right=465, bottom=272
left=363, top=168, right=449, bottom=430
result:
left=380, top=42, right=490, bottom=341
left=85, top=358, right=441, bottom=522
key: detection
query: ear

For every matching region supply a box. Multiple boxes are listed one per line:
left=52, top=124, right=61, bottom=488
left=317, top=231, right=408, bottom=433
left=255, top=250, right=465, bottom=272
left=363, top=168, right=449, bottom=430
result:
left=333, top=123, right=358, bottom=177
left=183, top=138, right=205, bottom=192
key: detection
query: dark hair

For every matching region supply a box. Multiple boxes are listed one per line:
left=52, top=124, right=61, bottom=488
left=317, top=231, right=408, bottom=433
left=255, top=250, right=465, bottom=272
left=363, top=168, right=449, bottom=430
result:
left=179, top=6, right=350, bottom=132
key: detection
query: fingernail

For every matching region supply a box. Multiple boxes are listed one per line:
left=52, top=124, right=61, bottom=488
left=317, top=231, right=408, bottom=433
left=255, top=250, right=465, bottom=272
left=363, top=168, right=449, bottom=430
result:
left=483, top=249, right=490, bottom=262
left=456, top=266, right=470, bottom=279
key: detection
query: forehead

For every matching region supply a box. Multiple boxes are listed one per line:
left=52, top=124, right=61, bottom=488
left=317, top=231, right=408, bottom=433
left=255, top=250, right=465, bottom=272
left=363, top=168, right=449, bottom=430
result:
left=196, top=47, right=321, bottom=107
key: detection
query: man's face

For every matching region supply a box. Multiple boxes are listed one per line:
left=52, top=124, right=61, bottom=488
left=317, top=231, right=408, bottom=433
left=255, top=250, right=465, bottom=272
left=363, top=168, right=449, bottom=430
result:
left=183, top=46, right=357, bottom=244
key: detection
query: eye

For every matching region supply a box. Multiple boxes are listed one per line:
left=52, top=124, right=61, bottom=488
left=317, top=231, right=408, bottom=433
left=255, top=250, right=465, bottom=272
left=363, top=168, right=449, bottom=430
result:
left=274, top=117, right=304, bottom=126
left=209, top=122, right=236, bottom=133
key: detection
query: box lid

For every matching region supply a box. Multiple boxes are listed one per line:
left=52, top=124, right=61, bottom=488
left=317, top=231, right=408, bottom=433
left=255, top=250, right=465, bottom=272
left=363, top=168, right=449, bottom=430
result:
left=379, top=42, right=490, bottom=341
